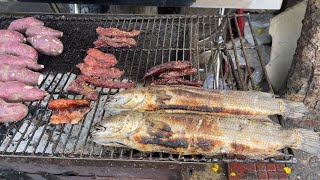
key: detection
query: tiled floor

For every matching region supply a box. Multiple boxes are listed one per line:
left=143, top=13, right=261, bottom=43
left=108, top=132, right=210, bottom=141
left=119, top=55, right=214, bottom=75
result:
left=227, top=163, right=289, bottom=179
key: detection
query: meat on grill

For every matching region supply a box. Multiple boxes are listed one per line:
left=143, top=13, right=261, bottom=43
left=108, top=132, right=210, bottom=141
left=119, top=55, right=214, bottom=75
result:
left=66, top=79, right=99, bottom=101
left=78, top=75, right=135, bottom=89
left=50, top=107, right=91, bottom=125
left=143, top=61, right=193, bottom=79
left=0, top=81, right=48, bottom=102
left=84, top=55, right=113, bottom=68
left=92, top=111, right=320, bottom=158
left=151, top=78, right=203, bottom=87
left=87, top=48, right=118, bottom=66
left=96, top=27, right=140, bottom=38
left=25, top=25, right=63, bottom=38
left=48, top=99, right=90, bottom=110
left=0, top=54, right=44, bottom=70
left=8, top=17, right=44, bottom=33
left=76, top=63, right=124, bottom=79
left=94, top=36, right=137, bottom=48
left=0, top=42, right=38, bottom=61
left=0, top=64, right=44, bottom=85
left=159, top=68, right=197, bottom=79
left=0, top=30, right=26, bottom=43
left=0, top=98, right=28, bottom=123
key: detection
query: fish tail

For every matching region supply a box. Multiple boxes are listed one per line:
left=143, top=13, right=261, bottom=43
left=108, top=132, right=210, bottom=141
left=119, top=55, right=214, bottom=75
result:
left=284, top=100, right=308, bottom=118
left=297, top=128, right=320, bottom=154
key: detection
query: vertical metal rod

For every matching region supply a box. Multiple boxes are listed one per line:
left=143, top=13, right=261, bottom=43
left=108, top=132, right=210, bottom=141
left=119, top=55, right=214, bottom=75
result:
left=168, top=16, right=175, bottom=62
left=215, top=8, right=225, bottom=89
left=227, top=14, right=245, bottom=90
left=233, top=14, right=256, bottom=90
left=175, top=17, right=181, bottom=61
left=246, top=15, right=274, bottom=93
left=74, top=4, right=80, bottom=14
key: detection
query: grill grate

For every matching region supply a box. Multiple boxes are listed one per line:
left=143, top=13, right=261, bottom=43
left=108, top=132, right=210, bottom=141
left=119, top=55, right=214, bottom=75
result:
left=0, top=13, right=295, bottom=164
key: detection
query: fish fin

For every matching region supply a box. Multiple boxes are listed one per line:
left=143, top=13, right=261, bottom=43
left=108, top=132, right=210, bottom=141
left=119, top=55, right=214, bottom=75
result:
left=297, top=128, right=320, bottom=155
left=284, top=100, right=308, bottom=118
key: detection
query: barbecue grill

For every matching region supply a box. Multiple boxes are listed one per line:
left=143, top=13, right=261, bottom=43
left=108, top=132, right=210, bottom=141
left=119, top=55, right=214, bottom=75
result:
left=0, top=7, right=294, bottom=178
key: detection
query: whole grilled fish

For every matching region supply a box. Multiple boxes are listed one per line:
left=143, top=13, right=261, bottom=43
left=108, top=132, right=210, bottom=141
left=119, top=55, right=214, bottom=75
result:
left=91, top=112, right=320, bottom=159
left=105, top=85, right=308, bottom=118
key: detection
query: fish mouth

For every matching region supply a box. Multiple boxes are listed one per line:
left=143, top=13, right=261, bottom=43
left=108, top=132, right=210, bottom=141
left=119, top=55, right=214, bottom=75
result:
left=107, top=94, right=134, bottom=107
left=102, top=141, right=127, bottom=147
left=91, top=136, right=128, bottom=147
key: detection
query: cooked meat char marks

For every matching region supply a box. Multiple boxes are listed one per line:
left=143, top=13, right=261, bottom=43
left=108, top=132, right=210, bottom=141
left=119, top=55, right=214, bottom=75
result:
left=48, top=99, right=90, bottom=110
left=151, top=78, right=203, bottom=87
left=159, top=68, right=197, bottom=79
left=94, top=36, right=137, bottom=48
left=66, top=79, right=98, bottom=101
left=76, top=63, right=124, bottom=79
left=94, top=39, right=134, bottom=48
left=50, top=107, right=91, bottom=124
left=78, top=75, right=135, bottom=89
left=84, top=55, right=113, bottom=68
left=138, top=137, right=189, bottom=149
left=96, top=27, right=140, bottom=37
left=144, top=61, right=193, bottom=79
left=87, top=48, right=118, bottom=65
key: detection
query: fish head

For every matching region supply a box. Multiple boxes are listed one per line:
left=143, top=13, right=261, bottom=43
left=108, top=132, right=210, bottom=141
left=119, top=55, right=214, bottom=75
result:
left=105, top=88, right=147, bottom=113
left=91, top=112, right=144, bottom=147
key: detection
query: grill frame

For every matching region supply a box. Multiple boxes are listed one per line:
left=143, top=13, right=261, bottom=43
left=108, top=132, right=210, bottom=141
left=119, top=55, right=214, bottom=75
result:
left=0, top=13, right=296, bottom=164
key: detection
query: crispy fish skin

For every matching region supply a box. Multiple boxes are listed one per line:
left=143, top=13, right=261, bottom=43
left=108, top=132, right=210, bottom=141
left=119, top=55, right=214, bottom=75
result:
left=105, top=85, right=308, bottom=118
left=92, top=111, right=320, bottom=158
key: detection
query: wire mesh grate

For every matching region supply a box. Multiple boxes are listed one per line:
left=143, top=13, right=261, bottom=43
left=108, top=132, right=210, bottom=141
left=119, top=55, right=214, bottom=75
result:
left=0, top=13, right=295, bottom=163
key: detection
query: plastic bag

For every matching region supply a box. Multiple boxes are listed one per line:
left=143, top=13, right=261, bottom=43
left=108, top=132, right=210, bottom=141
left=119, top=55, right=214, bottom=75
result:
left=244, top=14, right=273, bottom=46
left=224, top=38, right=271, bottom=86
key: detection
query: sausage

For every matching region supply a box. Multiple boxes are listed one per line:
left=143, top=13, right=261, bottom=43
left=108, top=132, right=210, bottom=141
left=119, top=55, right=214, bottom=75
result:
left=48, top=99, right=90, bottom=110
left=27, top=35, right=63, bottom=56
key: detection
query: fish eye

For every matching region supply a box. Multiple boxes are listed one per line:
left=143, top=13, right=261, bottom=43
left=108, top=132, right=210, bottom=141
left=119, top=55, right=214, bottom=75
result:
left=94, top=124, right=106, bottom=132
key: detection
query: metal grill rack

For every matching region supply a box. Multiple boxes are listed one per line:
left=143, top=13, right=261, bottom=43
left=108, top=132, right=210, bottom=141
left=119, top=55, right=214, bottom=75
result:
left=0, top=13, right=296, bottom=164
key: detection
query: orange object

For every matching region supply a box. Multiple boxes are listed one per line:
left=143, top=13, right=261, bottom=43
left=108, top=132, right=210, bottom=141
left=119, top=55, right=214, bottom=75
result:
left=48, top=99, right=90, bottom=110
left=50, top=107, right=91, bottom=125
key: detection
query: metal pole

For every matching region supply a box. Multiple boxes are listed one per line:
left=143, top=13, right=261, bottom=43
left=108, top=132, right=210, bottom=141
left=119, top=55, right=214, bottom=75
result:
left=215, top=8, right=225, bottom=89
left=74, top=4, right=80, bottom=14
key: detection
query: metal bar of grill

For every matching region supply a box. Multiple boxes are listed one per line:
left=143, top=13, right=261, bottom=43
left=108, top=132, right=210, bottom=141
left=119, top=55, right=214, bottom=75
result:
left=0, top=13, right=295, bottom=164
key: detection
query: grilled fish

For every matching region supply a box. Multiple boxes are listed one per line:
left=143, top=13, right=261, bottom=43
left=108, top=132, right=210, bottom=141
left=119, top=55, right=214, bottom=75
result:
left=105, top=85, right=307, bottom=118
left=91, top=111, right=320, bottom=159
